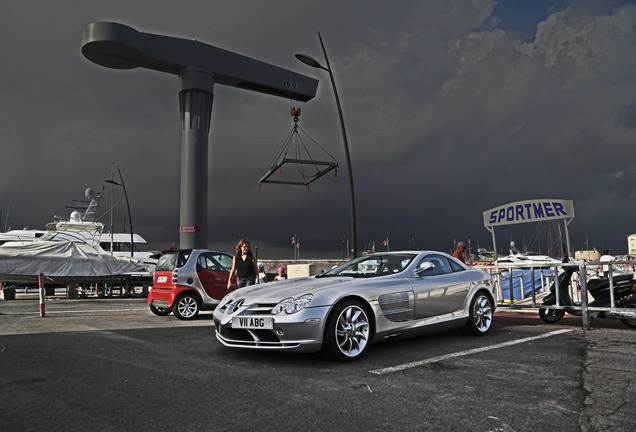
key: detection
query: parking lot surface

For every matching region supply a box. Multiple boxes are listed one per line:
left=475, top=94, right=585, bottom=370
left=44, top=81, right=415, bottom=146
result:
left=1, top=296, right=635, bottom=431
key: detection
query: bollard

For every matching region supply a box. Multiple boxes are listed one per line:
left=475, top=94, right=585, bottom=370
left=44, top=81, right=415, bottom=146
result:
left=39, top=273, right=45, bottom=317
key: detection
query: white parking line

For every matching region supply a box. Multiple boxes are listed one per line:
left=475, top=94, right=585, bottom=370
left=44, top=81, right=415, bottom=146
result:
left=369, top=329, right=574, bottom=375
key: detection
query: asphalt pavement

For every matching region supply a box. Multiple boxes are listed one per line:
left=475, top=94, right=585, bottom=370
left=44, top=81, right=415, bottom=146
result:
left=1, top=295, right=635, bottom=431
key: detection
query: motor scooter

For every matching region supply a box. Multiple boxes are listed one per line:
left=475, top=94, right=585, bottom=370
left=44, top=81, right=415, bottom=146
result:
left=539, top=265, right=636, bottom=328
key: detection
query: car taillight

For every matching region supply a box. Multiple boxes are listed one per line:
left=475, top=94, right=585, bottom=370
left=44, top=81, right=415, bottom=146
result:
left=172, top=269, right=178, bottom=284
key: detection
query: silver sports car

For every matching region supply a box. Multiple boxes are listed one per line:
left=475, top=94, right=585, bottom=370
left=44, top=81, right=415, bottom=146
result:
left=214, top=251, right=495, bottom=361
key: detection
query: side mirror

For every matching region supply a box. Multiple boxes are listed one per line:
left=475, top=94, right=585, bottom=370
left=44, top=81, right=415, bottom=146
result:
left=415, top=261, right=435, bottom=276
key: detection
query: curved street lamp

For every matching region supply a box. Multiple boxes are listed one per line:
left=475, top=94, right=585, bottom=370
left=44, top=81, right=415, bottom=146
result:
left=105, top=167, right=134, bottom=257
left=296, top=32, right=358, bottom=258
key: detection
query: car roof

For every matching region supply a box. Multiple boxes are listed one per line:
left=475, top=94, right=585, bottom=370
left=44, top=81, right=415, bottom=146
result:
left=160, top=248, right=231, bottom=255
left=363, top=251, right=448, bottom=256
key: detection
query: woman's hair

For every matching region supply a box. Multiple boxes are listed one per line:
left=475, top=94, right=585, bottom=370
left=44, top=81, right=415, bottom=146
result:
left=235, top=238, right=252, bottom=256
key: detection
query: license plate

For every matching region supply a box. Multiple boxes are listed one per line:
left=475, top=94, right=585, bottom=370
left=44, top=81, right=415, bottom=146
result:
left=232, top=317, right=273, bottom=329
left=157, top=276, right=167, bottom=283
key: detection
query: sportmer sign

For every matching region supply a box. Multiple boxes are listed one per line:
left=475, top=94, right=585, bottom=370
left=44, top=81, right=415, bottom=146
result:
left=483, top=199, right=575, bottom=260
left=483, top=199, right=575, bottom=227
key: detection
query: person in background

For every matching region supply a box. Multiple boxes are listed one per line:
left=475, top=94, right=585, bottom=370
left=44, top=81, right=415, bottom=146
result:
left=227, top=239, right=259, bottom=289
left=452, top=241, right=466, bottom=264
left=273, top=266, right=287, bottom=281
left=258, top=263, right=268, bottom=283
left=599, top=249, right=616, bottom=278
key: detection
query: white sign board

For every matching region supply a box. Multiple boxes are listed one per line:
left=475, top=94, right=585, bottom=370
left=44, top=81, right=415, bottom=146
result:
left=483, top=199, right=575, bottom=228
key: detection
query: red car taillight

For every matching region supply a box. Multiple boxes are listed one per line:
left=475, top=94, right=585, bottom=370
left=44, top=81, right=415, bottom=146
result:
left=172, top=269, right=178, bottom=284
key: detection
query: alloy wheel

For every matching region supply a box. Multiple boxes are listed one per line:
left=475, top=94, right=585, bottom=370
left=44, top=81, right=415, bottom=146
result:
left=335, top=305, right=370, bottom=358
left=175, top=294, right=199, bottom=320
left=473, top=294, right=493, bottom=333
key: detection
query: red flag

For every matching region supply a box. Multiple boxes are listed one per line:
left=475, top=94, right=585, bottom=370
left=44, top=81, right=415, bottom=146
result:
left=296, top=241, right=300, bottom=249
left=381, top=237, right=388, bottom=246
left=290, top=236, right=296, bottom=244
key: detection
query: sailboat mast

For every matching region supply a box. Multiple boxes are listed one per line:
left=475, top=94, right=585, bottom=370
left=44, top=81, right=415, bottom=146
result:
left=548, top=221, right=554, bottom=257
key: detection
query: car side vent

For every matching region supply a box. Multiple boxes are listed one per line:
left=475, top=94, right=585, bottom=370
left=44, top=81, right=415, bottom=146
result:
left=378, top=292, right=412, bottom=322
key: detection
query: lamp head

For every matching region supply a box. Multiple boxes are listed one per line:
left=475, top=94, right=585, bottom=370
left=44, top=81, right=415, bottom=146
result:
left=295, top=53, right=327, bottom=71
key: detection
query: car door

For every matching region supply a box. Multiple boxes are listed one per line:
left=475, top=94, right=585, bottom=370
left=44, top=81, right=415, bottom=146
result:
left=412, top=253, right=471, bottom=319
left=197, top=252, right=236, bottom=300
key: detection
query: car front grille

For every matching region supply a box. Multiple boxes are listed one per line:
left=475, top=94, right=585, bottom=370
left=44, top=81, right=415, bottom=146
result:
left=217, top=299, right=278, bottom=316
left=215, top=300, right=308, bottom=349
left=216, top=324, right=281, bottom=343
left=214, top=318, right=304, bottom=349
left=241, top=303, right=278, bottom=315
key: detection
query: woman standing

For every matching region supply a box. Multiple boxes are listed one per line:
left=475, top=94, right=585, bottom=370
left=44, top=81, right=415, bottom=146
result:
left=227, top=239, right=259, bottom=289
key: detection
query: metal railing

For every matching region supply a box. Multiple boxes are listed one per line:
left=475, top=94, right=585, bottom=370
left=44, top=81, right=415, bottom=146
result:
left=476, top=260, right=636, bottom=329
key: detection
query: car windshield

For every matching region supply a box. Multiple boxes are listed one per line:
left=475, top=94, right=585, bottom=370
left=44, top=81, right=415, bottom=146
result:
left=318, top=254, right=416, bottom=278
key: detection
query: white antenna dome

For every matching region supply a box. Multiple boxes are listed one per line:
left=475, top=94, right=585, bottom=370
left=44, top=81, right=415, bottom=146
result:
left=70, top=211, right=82, bottom=222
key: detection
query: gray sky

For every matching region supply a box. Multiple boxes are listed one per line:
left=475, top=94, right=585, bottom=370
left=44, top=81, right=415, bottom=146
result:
left=1, top=0, right=636, bottom=259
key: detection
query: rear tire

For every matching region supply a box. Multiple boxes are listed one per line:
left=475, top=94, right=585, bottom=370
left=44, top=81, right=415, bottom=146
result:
left=173, top=293, right=200, bottom=320
left=462, top=292, right=493, bottom=335
left=149, top=304, right=172, bottom=316
left=620, top=299, right=636, bottom=328
left=621, top=318, right=636, bottom=328
left=322, top=300, right=371, bottom=362
left=539, top=307, right=565, bottom=323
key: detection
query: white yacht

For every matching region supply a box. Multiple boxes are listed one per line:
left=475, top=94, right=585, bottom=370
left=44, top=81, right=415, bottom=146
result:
left=495, top=241, right=563, bottom=268
left=0, top=188, right=158, bottom=273
left=0, top=228, right=46, bottom=245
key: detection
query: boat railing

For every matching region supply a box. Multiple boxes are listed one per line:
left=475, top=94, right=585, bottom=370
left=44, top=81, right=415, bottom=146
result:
left=477, top=263, right=561, bottom=305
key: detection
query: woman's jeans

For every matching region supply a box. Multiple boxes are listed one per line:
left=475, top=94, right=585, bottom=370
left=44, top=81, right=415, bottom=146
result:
left=237, top=276, right=256, bottom=288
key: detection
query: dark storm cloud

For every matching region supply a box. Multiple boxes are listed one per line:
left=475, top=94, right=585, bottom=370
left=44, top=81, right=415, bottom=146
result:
left=1, top=0, right=636, bottom=259
left=617, top=101, right=636, bottom=129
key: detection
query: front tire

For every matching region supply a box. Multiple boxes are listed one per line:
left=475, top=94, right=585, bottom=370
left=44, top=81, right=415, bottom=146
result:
left=173, top=293, right=200, bottom=320
left=149, top=304, right=172, bottom=316
left=322, top=300, right=371, bottom=362
left=539, top=307, right=565, bottom=323
left=462, top=292, right=493, bottom=335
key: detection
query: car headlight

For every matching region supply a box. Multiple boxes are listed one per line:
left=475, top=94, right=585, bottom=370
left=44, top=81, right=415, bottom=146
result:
left=287, top=294, right=314, bottom=314
left=271, top=294, right=314, bottom=315
left=271, top=297, right=294, bottom=315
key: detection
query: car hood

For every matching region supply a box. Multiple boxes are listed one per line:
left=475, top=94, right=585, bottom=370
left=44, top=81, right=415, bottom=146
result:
left=228, top=276, right=357, bottom=305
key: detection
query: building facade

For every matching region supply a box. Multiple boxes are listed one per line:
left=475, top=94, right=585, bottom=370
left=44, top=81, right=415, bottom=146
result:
left=628, top=234, right=636, bottom=259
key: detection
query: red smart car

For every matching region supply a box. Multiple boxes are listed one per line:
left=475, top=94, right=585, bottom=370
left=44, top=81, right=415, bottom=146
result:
left=148, top=249, right=237, bottom=320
